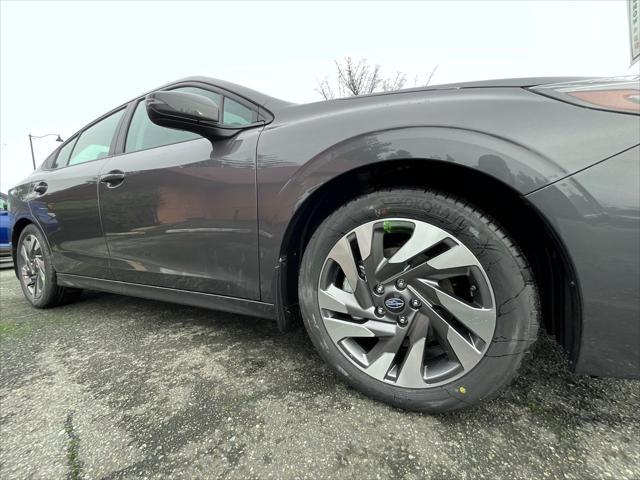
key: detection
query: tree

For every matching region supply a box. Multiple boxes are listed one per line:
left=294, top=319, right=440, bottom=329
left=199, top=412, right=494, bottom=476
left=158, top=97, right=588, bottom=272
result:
left=316, top=57, right=438, bottom=100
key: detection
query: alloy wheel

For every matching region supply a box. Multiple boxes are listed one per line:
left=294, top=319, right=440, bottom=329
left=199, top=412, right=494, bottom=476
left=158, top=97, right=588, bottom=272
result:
left=317, top=218, right=496, bottom=388
left=19, top=234, right=46, bottom=300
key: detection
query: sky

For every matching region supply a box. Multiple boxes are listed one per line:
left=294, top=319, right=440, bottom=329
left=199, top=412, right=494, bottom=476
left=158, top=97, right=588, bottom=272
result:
left=1, top=0, right=638, bottom=192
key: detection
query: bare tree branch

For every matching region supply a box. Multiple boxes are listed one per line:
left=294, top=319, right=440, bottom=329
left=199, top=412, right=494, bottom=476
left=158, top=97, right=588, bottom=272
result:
left=316, top=57, right=439, bottom=99
left=425, top=64, right=439, bottom=86
left=382, top=71, right=407, bottom=92
left=315, top=77, right=335, bottom=100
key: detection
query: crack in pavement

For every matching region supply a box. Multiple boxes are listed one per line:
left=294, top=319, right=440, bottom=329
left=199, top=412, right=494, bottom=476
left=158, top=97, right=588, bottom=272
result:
left=64, top=412, right=83, bottom=480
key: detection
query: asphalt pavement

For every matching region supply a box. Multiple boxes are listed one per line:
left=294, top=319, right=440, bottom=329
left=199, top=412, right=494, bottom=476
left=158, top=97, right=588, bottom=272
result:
left=1, top=268, right=638, bottom=480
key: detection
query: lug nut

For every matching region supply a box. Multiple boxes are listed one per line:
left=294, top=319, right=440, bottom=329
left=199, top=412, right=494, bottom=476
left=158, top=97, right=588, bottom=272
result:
left=374, top=284, right=384, bottom=295
left=410, top=298, right=421, bottom=309
left=396, top=278, right=407, bottom=290
left=397, top=315, right=408, bottom=326
left=357, top=262, right=367, bottom=280
left=375, top=306, right=385, bottom=317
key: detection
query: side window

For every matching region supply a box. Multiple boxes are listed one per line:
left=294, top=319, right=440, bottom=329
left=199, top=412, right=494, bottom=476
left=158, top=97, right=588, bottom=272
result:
left=0, top=195, right=7, bottom=212
left=125, top=100, right=200, bottom=153
left=53, top=137, right=78, bottom=168
left=125, top=87, right=221, bottom=153
left=67, top=109, right=125, bottom=166
left=223, top=97, right=255, bottom=125
left=124, top=87, right=258, bottom=154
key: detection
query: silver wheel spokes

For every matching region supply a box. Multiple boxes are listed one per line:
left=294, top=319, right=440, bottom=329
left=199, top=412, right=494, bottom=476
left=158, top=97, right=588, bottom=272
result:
left=20, top=234, right=45, bottom=299
left=318, top=219, right=496, bottom=388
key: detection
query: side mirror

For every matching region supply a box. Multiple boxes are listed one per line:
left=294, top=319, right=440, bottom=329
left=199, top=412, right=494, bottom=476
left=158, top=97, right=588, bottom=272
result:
left=145, top=91, right=239, bottom=140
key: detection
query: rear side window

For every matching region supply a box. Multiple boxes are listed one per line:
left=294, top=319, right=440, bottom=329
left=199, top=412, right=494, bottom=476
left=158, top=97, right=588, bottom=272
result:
left=124, top=87, right=257, bottom=153
left=67, top=109, right=125, bottom=166
left=54, top=137, right=78, bottom=168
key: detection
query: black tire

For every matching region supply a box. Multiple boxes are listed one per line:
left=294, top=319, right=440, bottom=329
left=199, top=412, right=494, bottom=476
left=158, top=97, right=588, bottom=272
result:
left=16, top=224, right=82, bottom=308
left=298, top=189, right=539, bottom=412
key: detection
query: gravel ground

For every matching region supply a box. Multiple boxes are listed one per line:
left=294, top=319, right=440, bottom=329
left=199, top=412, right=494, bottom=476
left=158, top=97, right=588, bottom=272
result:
left=1, top=268, right=639, bottom=480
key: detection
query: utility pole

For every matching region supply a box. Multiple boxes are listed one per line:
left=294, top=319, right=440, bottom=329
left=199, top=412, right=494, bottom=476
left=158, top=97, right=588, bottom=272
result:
left=27, top=133, right=64, bottom=170
left=28, top=134, right=36, bottom=170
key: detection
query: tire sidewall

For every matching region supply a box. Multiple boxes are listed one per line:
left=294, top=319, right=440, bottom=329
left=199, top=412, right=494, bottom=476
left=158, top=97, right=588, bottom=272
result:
left=299, top=189, right=538, bottom=411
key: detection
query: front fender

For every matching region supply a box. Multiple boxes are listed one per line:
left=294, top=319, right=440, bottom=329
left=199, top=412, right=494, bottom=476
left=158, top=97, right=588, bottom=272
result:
left=526, top=146, right=640, bottom=378
left=287, top=126, right=565, bottom=200
left=257, top=126, right=567, bottom=303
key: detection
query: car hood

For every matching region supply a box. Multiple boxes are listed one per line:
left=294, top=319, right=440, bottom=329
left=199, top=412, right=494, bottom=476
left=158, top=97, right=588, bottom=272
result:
left=390, top=76, right=590, bottom=92
left=267, top=76, right=592, bottom=121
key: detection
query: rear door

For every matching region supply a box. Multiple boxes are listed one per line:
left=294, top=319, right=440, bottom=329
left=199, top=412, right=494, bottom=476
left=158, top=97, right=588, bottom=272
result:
left=27, top=108, right=125, bottom=278
left=98, top=84, right=263, bottom=299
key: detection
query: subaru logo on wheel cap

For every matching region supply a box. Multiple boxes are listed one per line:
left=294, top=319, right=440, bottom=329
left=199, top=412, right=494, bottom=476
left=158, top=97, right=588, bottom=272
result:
left=385, top=297, right=405, bottom=312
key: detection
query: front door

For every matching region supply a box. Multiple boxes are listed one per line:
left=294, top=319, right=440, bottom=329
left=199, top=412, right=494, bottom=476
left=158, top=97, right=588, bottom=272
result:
left=99, top=86, right=262, bottom=299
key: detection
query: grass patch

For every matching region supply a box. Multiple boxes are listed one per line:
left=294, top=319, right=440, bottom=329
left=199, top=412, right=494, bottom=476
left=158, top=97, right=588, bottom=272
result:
left=0, top=323, right=20, bottom=339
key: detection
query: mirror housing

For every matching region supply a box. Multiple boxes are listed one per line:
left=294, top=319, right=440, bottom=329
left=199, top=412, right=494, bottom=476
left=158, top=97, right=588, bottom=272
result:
left=145, top=91, right=239, bottom=140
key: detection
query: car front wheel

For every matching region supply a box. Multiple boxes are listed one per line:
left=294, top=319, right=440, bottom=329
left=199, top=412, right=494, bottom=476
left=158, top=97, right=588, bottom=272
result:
left=298, top=188, right=539, bottom=412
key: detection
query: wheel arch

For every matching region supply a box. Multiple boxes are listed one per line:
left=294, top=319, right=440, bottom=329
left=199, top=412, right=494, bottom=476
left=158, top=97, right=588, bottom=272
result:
left=275, top=157, right=582, bottom=363
left=11, top=217, right=34, bottom=277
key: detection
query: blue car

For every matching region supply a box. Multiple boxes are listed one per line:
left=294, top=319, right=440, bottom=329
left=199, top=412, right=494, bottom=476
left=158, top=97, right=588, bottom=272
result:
left=0, top=192, right=12, bottom=265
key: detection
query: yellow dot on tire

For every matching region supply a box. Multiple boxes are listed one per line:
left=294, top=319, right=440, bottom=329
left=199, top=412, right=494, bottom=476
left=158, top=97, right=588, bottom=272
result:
left=459, top=386, right=466, bottom=394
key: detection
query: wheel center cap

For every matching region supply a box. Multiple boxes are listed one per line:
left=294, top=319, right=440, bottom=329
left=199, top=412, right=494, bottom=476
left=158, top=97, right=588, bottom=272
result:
left=384, top=295, right=405, bottom=313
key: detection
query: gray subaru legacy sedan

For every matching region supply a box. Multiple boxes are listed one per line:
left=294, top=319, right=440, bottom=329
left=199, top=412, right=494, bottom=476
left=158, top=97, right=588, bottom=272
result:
left=8, top=76, right=639, bottom=411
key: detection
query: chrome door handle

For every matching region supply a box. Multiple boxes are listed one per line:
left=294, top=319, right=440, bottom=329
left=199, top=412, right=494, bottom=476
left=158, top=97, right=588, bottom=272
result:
left=100, top=170, right=125, bottom=187
left=33, top=182, right=48, bottom=195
